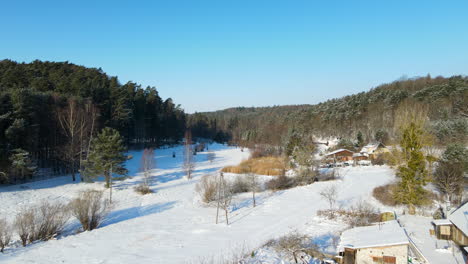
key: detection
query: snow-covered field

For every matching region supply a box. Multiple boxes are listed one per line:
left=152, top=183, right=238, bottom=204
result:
left=1, top=144, right=397, bottom=263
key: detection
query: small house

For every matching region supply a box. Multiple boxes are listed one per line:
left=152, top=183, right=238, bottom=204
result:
left=337, top=220, right=409, bottom=264
left=325, top=149, right=354, bottom=163
left=431, top=219, right=452, bottom=240
left=360, top=142, right=388, bottom=160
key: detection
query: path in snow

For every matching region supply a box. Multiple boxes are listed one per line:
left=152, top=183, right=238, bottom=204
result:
left=0, top=144, right=395, bottom=263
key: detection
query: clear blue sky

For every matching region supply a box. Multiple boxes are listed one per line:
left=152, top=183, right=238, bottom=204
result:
left=1, top=0, right=467, bottom=113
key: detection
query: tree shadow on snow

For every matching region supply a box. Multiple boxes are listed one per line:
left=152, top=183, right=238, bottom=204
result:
left=102, top=201, right=177, bottom=227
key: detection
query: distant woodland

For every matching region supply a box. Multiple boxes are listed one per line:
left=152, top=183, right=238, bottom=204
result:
left=0, top=60, right=185, bottom=182
left=188, top=75, right=468, bottom=147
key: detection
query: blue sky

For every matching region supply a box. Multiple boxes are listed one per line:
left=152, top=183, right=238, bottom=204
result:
left=1, top=0, right=467, bottom=113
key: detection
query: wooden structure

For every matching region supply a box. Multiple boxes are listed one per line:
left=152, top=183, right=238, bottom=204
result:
left=325, top=149, right=354, bottom=163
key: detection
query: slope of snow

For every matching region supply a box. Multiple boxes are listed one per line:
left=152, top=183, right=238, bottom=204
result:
left=0, top=144, right=395, bottom=263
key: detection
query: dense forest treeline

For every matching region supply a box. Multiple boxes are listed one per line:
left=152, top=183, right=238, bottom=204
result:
left=0, top=60, right=185, bottom=183
left=188, top=75, right=468, bottom=147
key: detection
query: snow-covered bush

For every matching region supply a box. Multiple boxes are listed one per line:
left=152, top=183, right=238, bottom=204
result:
left=0, top=218, right=12, bottom=252
left=266, top=232, right=325, bottom=263
left=70, top=190, right=109, bottom=231
left=195, top=175, right=218, bottom=203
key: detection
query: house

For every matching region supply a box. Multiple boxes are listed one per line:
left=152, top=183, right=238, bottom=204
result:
left=432, top=218, right=452, bottom=240
left=325, top=149, right=354, bottom=163
left=336, top=221, right=409, bottom=264
left=360, top=142, right=389, bottom=160
left=431, top=202, right=468, bottom=246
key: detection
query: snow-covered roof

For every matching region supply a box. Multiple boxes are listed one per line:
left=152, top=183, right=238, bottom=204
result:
left=449, top=202, right=468, bottom=236
left=338, top=221, right=409, bottom=252
left=326, top=149, right=353, bottom=156
left=360, top=142, right=385, bottom=154
left=352, top=152, right=368, bottom=157
left=432, top=219, right=452, bottom=226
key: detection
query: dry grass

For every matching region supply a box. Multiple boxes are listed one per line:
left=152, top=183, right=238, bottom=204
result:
left=195, top=175, right=218, bottom=203
left=134, top=184, right=153, bottom=195
left=0, top=218, right=11, bottom=252
left=222, top=156, right=286, bottom=176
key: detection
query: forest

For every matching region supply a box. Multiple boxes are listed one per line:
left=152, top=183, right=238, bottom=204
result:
left=188, top=75, right=468, bottom=148
left=0, top=60, right=186, bottom=183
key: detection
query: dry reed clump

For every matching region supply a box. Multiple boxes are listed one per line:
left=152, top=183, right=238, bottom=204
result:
left=134, top=183, right=153, bottom=195
left=222, top=156, right=286, bottom=176
left=372, top=183, right=399, bottom=206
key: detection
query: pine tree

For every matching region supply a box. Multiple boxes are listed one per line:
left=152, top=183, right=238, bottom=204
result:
left=394, top=122, right=429, bottom=213
left=356, top=131, right=364, bottom=148
left=84, top=127, right=128, bottom=188
left=9, top=148, right=36, bottom=181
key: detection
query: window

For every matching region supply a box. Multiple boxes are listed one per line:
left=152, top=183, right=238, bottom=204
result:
left=372, top=256, right=383, bottom=264
left=383, top=256, right=396, bottom=264
left=440, top=225, right=451, bottom=235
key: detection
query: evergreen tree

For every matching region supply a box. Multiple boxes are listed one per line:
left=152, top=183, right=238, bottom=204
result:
left=9, top=148, right=36, bottom=181
left=356, top=131, right=364, bottom=148
left=84, top=127, right=128, bottom=187
left=394, top=122, right=429, bottom=213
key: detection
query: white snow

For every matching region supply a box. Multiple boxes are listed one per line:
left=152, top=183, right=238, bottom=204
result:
left=0, top=144, right=398, bottom=263
left=337, top=220, right=408, bottom=252
left=432, top=219, right=452, bottom=226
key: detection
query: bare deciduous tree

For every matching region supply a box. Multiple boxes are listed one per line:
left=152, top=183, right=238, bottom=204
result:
left=15, top=208, right=35, bottom=246
left=434, top=162, right=464, bottom=206
left=247, top=169, right=259, bottom=207
left=136, top=148, right=155, bottom=194
left=58, top=99, right=98, bottom=182
left=184, top=130, right=195, bottom=179
left=319, top=185, right=338, bottom=217
left=216, top=172, right=232, bottom=225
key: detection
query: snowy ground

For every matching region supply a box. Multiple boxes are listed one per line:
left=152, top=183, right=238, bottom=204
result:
left=1, top=144, right=397, bottom=263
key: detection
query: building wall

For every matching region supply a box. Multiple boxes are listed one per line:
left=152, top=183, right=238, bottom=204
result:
left=354, top=244, right=408, bottom=264
left=452, top=225, right=468, bottom=246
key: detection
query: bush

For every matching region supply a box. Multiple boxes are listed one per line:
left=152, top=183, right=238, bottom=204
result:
left=372, top=153, right=389, bottom=165
left=266, top=175, right=295, bottom=191
left=373, top=183, right=399, bottom=206
left=70, top=190, right=109, bottom=231
left=134, top=184, right=153, bottom=195
left=345, top=201, right=380, bottom=227
left=268, top=232, right=325, bottom=262
left=15, top=201, right=69, bottom=246
left=316, top=169, right=338, bottom=181
left=230, top=176, right=250, bottom=194
left=32, top=201, right=70, bottom=241
left=15, top=208, right=35, bottom=246
left=0, top=218, right=12, bottom=252
left=195, top=175, right=218, bottom=203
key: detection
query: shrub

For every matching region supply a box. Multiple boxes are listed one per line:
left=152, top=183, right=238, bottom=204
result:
left=317, top=169, right=338, bottom=181
left=134, top=183, right=153, bottom=195
left=195, top=175, right=218, bottom=203
left=268, top=232, right=325, bottom=262
left=372, top=153, right=389, bottom=165
left=70, top=190, right=109, bottom=231
left=32, top=201, right=70, bottom=241
left=266, top=175, right=295, bottom=191
left=15, top=208, right=35, bottom=246
left=230, top=176, right=250, bottom=194
left=14, top=201, right=69, bottom=246
left=0, top=218, right=12, bottom=252
left=345, top=201, right=380, bottom=227
left=373, top=183, right=399, bottom=206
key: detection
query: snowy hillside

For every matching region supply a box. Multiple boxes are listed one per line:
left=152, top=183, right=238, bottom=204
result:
left=0, top=144, right=396, bottom=263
